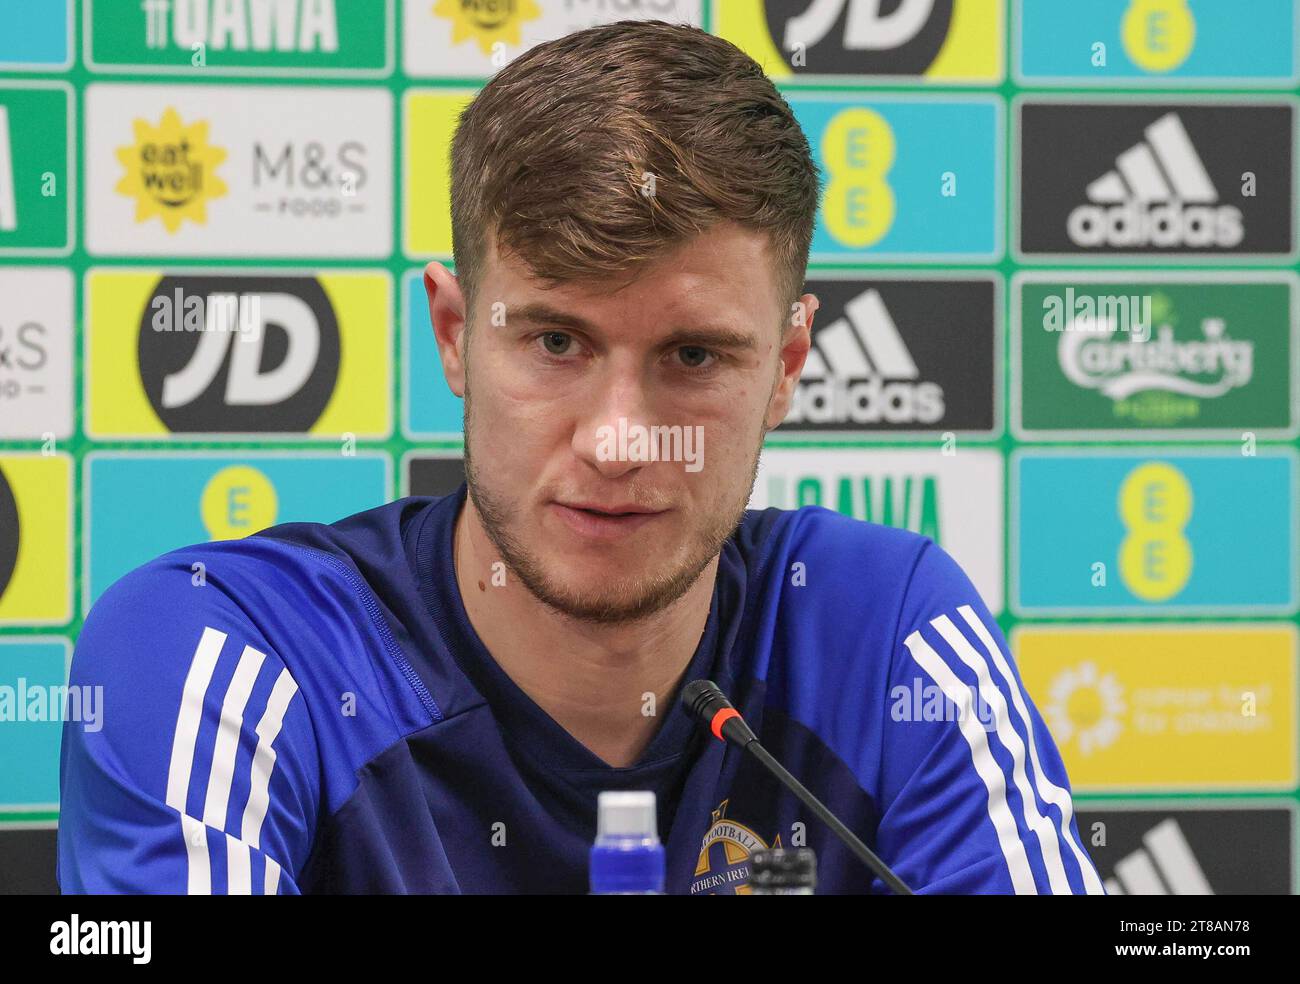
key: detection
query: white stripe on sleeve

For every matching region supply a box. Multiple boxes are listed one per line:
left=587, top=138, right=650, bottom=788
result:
left=265, top=856, right=282, bottom=896
left=180, top=814, right=212, bottom=895
left=241, top=667, right=300, bottom=847
left=166, top=626, right=226, bottom=812
left=226, top=833, right=252, bottom=895
left=956, top=605, right=1106, bottom=894
left=904, top=629, right=1039, bottom=894
left=202, top=644, right=267, bottom=830
left=169, top=628, right=227, bottom=894
left=931, top=612, right=1072, bottom=894
left=166, top=627, right=297, bottom=895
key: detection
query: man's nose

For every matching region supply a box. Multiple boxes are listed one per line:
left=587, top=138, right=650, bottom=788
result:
left=570, top=371, right=658, bottom=478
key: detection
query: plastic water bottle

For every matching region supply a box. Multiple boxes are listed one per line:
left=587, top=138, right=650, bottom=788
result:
left=589, top=791, right=665, bottom=894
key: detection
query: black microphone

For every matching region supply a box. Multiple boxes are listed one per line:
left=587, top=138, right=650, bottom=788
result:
left=682, top=679, right=914, bottom=896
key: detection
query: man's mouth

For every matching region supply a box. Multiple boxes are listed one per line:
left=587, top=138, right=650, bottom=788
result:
left=565, top=501, right=661, bottom=516
left=551, top=501, right=669, bottom=540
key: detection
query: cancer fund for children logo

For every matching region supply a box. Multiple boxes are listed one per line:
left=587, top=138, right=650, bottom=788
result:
left=115, top=107, right=227, bottom=232
left=1016, top=625, right=1297, bottom=791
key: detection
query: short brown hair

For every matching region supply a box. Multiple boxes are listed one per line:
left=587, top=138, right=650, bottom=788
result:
left=449, top=19, right=822, bottom=328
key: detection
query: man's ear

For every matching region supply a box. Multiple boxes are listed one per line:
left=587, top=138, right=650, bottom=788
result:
left=424, top=261, right=467, bottom=398
left=764, top=293, right=817, bottom=432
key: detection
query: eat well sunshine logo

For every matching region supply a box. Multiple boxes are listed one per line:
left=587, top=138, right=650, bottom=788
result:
left=432, top=0, right=542, bottom=55
left=115, top=107, right=228, bottom=233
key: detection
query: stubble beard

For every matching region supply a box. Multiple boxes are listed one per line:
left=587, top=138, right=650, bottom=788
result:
left=460, top=379, right=764, bottom=626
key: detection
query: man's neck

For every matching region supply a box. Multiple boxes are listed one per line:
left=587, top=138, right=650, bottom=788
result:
left=452, top=494, right=717, bottom=768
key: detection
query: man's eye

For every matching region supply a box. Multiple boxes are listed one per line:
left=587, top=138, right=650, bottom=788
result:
left=677, top=346, right=715, bottom=370
left=539, top=331, right=574, bottom=356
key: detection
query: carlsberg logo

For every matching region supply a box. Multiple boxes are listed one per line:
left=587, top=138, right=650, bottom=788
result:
left=1058, top=313, right=1254, bottom=402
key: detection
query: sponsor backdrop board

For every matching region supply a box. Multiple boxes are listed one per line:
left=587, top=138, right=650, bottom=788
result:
left=1, top=1, right=1298, bottom=895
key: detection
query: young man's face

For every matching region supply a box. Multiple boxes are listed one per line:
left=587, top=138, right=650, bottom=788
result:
left=431, top=221, right=814, bottom=624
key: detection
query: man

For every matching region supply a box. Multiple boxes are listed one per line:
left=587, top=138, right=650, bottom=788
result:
left=58, top=21, right=1102, bottom=894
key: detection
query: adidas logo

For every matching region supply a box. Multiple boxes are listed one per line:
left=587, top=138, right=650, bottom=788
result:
left=789, top=288, right=944, bottom=426
left=1067, top=113, right=1243, bottom=249
left=1103, top=818, right=1214, bottom=895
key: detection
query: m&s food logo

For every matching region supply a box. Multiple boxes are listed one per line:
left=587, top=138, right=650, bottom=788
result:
left=115, top=107, right=227, bottom=232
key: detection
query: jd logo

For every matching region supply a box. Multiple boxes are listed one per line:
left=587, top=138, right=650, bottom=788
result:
left=770, top=0, right=953, bottom=74
left=0, top=467, right=18, bottom=600
left=137, top=276, right=339, bottom=433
